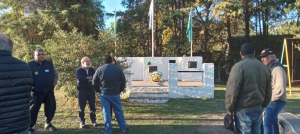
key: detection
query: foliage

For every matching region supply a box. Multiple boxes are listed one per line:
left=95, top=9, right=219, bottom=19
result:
left=44, top=28, right=113, bottom=98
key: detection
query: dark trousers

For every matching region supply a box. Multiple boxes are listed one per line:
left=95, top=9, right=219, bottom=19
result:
left=78, top=90, right=96, bottom=123
left=30, top=91, right=56, bottom=127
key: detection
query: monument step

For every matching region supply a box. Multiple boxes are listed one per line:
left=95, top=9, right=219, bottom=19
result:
left=128, top=98, right=168, bottom=104
left=130, top=91, right=168, bottom=94
left=130, top=87, right=169, bottom=93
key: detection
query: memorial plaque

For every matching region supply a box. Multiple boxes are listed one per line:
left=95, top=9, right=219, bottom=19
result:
left=188, top=61, right=197, bottom=68
left=149, top=66, right=157, bottom=73
left=169, top=60, right=176, bottom=63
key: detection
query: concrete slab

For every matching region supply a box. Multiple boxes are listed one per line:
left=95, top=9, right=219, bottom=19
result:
left=278, top=112, right=300, bottom=134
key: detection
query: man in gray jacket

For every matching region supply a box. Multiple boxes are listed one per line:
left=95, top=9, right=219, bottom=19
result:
left=225, top=43, right=272, bottom=134
left=0, top=32, right=33, bottom=134
left=259, top=48, right=287, bottom=134
left=92, top=55, right=127, bottom=134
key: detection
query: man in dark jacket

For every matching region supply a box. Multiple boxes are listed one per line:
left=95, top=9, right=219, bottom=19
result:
left=28, top=48, right=58, bottom=134
left=76, top=56, right=96, bottom=128
left=225, top=43, right=272, bottom=134
left=92, top=55, right=127, bottom=134
left=0, top=32, right=33, bottom=134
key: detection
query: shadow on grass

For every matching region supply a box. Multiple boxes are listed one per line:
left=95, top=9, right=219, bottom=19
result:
left=33, top=124, right=233, bottom=134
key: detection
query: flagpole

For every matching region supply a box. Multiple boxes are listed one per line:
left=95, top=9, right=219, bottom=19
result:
left=114, top=8, right=117, bottom=54
left=190, top=42, right=193, bottom=57
left=151, top=1, right=154, bottom=57
left=190, top=22, right=192, bottom=57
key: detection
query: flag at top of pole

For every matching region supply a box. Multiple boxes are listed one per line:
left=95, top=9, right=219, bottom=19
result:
left=186, top=8, right=192, bottom=43
left=148, top=0, right=154, bottom=29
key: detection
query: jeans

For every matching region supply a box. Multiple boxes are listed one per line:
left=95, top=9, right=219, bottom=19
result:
left=100, top=94, right=126, bottom=134
left=263, top=100, right=286, bottom=134
left=78, top=90, right=96, bottom=123
left=234, top=108, right=262, bottom=134
left=14, top=128, right=28, bottom=134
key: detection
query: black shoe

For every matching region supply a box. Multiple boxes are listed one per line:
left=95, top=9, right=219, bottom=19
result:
left=92, top=121, right=96, bottom=127
left=44, top=123, right=57, bottom=131
left=28, top=128, right=35, bottom=134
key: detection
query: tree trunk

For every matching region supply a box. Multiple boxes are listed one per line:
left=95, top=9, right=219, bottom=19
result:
left=244, top=0, right=250, bottom=42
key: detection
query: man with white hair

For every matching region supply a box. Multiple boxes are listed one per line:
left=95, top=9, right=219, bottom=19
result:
left=0, top=32, right=33, bottom=134
left=259, top=48, right=287, bottom=134
left=76, top=56, right=96, bottom=128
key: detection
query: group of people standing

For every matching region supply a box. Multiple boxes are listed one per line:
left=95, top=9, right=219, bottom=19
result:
left=0, top=31, right=288, bottom=134
left=226, top=43, right=287, bottom=134
left=0, top=32, right=127, bottom=134
left=76, top=56, right=127, bottom=134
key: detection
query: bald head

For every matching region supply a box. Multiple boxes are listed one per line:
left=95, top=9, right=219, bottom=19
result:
left=0, top=33, right=13, bottom=52
left=81, top=56, right=91, bottom=69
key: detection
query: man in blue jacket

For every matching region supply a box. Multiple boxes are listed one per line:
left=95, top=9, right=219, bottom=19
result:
left=28, top=48, right=58, bottom=134
left=0, top=32, right=32, bottom=134
left=93, top=55, right=127, bottom=134
left=76, top=56, right=96, bottom=128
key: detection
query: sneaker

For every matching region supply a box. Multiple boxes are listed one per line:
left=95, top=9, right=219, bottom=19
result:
left=80, top=122, right=85, bottom=128
left=92, top=121, right=96, bottom=127
left=28, top=127, right=35, bottom=134
left=44, top=123, right=57, bottom=131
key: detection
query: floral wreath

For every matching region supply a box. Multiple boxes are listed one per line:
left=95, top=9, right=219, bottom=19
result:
left=150, top=71, right=163, bottom=82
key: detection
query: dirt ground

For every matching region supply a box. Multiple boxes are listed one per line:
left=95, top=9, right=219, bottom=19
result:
left=197, top=120, right=234, bottom=134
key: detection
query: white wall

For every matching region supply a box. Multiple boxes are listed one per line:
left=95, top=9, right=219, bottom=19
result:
left=125, top=57, right=203, bottom=81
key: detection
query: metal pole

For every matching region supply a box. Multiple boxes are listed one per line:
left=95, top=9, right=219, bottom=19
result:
left=190, top=42, right=193, bottom=57
left=284, top=39, right=292, bottom=96
left=151, top=1, right=154, bottom=57
left=190, top=20, right=192, bottom=57
left=114, top=8, right=116, bottom=54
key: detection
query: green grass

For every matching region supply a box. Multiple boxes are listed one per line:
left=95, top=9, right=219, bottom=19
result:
left=33, top=83, right=300, bottom=134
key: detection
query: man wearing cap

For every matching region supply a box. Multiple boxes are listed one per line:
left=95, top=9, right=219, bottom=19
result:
left=92, top=55, right=127, bottom=134
left=225, top=43, right=272, bottom=134
left=259, top=48, right=287, bottom=134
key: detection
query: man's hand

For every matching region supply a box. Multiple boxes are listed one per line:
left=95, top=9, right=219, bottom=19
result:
left=87, top=76, right=93, bottom=82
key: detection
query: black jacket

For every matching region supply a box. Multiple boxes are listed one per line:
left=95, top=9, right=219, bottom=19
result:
left=76, top=67, right=95, bottom=90
left=92, top=64, right=126, bottom=95
left=0, top=50, right=33, bottom=134
left=28, top=60, right=58, bottom=93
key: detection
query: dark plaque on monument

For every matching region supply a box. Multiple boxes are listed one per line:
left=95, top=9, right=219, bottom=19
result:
left=188, top=61, right=197, bottom=68
left=149, top=66, right=157, bottom=73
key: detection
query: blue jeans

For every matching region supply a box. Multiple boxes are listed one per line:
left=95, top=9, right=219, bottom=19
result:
left=78, top=90, right=96, bottom=123
left=234, top=108, right=262, bottom=134
left=100, top=94, right=126, bottom=134
left=263, top=100, right=286, bottom=134
left=14, top=128, right=28, bottom=134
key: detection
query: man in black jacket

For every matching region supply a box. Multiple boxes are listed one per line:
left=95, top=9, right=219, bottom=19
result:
left=0, top=32, right=33, bottom=134
left=28, top=48, right=59, bottom=134
left=92, top=55, right=127, bottom=134
left=76, top=56, right=96, bottom=128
